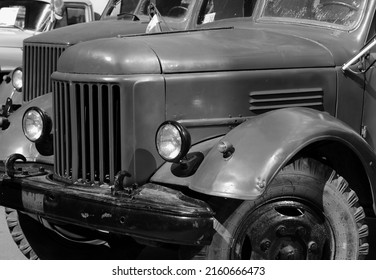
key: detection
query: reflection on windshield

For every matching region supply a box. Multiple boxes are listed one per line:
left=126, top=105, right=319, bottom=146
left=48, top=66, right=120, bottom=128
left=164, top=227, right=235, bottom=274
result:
left=261, top=0, right=366, bottom=28
left=0, top=1, right=50, bottom=31
left=136, top=0, right=193, bottom=18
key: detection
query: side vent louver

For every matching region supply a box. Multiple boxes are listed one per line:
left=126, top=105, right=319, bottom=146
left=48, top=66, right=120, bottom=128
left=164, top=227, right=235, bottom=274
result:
left=249, top=88, right=324, bottom=113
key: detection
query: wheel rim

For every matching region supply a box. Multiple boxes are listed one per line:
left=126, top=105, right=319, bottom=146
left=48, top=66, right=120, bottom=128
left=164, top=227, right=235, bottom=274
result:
left=231, top=199, right=335, bottom=260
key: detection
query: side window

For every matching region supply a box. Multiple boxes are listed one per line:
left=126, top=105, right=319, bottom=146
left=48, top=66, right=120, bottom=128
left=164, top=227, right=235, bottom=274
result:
left=54, top=6, right=87, bottom=29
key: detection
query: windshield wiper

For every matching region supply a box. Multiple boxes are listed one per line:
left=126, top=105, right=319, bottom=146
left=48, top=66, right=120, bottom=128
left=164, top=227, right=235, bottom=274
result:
left=117, top=12, right=140, bottom=21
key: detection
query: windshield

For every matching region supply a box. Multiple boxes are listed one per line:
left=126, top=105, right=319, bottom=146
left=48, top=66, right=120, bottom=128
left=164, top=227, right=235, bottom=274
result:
left=101, top=0, right=196, bottom=21
left=0, top=0, right=50, bottom=31
left=259, top=0, right=367, bottom=30
left=101, top=0, right=257, bottom=27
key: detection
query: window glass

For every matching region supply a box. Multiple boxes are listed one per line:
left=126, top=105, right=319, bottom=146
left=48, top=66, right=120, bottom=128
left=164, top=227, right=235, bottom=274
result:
left=55, top=6, right=87, bottom=28
left=260, top=0, right=367, bottom=29
left=0, top=0, right=50, bottom=31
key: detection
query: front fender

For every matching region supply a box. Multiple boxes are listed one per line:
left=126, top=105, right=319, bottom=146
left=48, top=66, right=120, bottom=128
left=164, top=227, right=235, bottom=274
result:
left=186, top=108, right=376, bottom=200
left=0, top=93, right=53, bottom=163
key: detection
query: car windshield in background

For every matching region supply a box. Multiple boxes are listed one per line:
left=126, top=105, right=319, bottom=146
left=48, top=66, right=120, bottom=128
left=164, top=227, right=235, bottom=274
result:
left=259, top=0, right=367, bottom=30
left=0, top=0, right=50, bottom=31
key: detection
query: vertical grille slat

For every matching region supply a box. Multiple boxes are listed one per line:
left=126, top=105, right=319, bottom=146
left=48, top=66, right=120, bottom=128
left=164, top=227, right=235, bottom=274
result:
left=98, top=87, right=105, bottom=183
left=64, top=83, right=71, bottom=179
left=23, top=43, right=67, bottom=102
left=88, top=85, right=95, bottom=182
left=36, top=46, right=40, bottom=100
left=108, top=87, right=115, bottom=182
left=80, top=85, right=87, bottom=182
left=70, top=83, right=79, bottom=181
left=32, top=46, right=37, bottom=99
left=53, top=82, right=60, bottom=176
left=59, top=82, right=65, bottom=176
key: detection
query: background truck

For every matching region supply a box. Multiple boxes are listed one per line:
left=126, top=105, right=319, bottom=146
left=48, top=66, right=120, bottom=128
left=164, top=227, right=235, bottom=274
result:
left=1, top=0, right=375, bottom=260
left=0, top=0, right=97, bottom=117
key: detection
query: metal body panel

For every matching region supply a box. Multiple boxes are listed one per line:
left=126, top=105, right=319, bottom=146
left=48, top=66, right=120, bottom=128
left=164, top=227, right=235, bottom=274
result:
left=0, top=93, right=53, bottom=163
left=336, top=68, right=365, bottom=134
left=165, top=68, right=336, bottom=143
left=189, top=108, right=376, bottom=201
left=57, top=38, right=162, bottom=75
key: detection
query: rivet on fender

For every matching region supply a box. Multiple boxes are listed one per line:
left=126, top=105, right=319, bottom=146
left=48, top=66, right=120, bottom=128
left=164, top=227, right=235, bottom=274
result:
left=255, top=177, right=266, bottom=189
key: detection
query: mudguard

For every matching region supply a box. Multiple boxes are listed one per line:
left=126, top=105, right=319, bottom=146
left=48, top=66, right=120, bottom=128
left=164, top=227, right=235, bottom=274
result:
left=152, top=108, right=376, bottom=203
left=0, top=93, right=53, bottom=163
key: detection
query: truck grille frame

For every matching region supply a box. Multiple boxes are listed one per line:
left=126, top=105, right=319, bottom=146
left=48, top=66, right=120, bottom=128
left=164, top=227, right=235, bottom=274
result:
left=53, top=80, right=123, bottom=185
left=23, top=43, right=66, bottom=102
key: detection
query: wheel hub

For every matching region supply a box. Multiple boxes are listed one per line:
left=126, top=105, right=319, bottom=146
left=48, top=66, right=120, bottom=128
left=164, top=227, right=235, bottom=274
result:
left=232, top=199, right=334, bottom=260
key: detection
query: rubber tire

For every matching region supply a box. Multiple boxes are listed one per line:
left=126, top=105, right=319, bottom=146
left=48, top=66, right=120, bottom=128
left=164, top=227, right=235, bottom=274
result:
left=183, top=158, right=369, bottom=259
left=5, top=208, right=142, bottom=260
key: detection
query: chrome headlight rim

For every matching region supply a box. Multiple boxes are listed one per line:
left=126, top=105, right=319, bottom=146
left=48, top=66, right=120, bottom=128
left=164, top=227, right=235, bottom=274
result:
left=22, top=107, right=52, bottom=143
left=155, top=120, right=191, bottom=163
left=11, top=67, right=23, bottom=92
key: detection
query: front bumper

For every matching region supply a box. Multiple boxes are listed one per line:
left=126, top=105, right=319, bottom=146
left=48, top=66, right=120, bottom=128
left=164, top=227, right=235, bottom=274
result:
left=0, top=162, right=214, bottom=246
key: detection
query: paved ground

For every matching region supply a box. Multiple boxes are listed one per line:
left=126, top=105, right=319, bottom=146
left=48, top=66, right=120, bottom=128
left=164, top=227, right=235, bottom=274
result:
left=1, top=206, right=376, bottom=260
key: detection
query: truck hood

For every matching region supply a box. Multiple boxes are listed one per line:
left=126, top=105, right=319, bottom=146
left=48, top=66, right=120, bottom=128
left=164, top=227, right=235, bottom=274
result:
left=57, top=27, right=335, bottom=75
left=25, top=19, right=149, bottom=46
left=0, top=27, right=33, bottom=48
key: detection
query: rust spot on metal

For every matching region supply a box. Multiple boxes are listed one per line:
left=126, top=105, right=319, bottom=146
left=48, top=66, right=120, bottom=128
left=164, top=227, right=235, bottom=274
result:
left=81, top=213, right=90, bottom=219
left=101, top=213, right=112, bottom=219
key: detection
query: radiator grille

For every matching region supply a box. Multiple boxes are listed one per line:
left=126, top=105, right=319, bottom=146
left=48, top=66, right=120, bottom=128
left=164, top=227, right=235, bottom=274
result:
left=53, top=81, right=122, bottom=185
left=249, top=88, right=324, bottom=113
left=24, top=43, right=66, bottom=102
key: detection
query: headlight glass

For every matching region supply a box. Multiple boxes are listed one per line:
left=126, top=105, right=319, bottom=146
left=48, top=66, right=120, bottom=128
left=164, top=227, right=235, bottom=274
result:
left=156, top=124, right=182, bottom=160
left=22, top=108, right=50, bottom=142
left=11, top=68, right=23, bottom=92
left=156, top=121, right=191, bottom=162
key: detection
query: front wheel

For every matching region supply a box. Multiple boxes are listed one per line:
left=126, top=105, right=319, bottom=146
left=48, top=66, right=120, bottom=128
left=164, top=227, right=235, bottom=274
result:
left=182, top=158, right=369, bottom=259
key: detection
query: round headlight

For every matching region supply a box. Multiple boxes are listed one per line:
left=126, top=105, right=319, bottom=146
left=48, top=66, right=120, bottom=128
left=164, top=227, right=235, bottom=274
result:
left=22, top=107, right=51, bottom=142
left=155, top=121, right=191, bottom=162
left=11, top=67, right=23, bottom=92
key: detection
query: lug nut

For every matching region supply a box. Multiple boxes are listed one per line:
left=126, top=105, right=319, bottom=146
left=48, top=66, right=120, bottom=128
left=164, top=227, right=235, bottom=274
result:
left=277, top=225, right=287, bottom=236
left=260, top=239, right=271, bottom=252
left=296, top=226, right=306, bottom=237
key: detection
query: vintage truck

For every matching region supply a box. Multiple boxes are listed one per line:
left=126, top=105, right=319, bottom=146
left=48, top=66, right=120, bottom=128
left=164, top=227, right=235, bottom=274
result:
left=0, top=0, right=97, bottom=116
left=0, top=0, right=374, bottom=260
